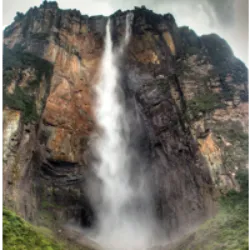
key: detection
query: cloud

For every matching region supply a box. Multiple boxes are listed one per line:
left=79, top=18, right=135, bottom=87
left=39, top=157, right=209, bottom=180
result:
left=234, top=0, right=248, bottom=64
left=3, top=0, right=39, bottom=25
left=207, top=0, right=235, bottom=26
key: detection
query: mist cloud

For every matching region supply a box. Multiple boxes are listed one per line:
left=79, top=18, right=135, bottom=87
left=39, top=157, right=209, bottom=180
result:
left=207, top=0, right=234, bottom=26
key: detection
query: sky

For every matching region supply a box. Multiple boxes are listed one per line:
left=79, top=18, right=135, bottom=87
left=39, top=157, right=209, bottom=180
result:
left=2, top=0, right=249, bottom=66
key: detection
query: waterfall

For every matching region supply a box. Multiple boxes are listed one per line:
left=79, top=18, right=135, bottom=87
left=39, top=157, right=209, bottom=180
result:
left=90, top=13, right=156, bottom=250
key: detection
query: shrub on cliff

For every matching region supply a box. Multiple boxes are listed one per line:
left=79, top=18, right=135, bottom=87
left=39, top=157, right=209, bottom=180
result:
left=236, top=169, right=250, bottom=197
left=3, top=45, right=53, bottom=87
left=201, top=34, right=248, bottom=83
left=14, top=12, right=25, bottom=22
left=187, top=93, right=224, bottom=119
left=3, top=86, right=38, bottom=124
left=3, top=45, right=53, bottom=123
left=213, top=120, right=248, bottom=172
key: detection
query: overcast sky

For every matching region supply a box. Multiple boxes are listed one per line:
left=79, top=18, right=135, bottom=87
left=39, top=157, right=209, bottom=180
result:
left=2, top=0, right=249, bottom=66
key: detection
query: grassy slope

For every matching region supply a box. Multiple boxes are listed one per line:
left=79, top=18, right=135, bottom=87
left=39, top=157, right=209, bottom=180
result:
left=170, top=170, right=248, bottom=250
left=3, top=208, right=94, bottom=250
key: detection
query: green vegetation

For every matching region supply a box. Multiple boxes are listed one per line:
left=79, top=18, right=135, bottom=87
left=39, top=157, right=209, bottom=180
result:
left=201, top=34, right=248, bottom=83
left=3, top=45, right=53, bottom=123
left=3, top=86, right=38, bottom=124
left=171, top=169, right=249, bottom=250
left=3, top=208, right=95, bottom=250
left=220, top=82, right=236, bottom=101
left=187, top=93, right=224, bottom=119
left=179, top=26, right=202, bottom=57
left=201, top=34, right=233, bottom=64
left=3, top=208, right=64, bottom=250
left=213, top=120, right=248, bottom=171
left=3, top=45, right=53, bottom=87
left=235, top=169, right=248, bottom=193
left=133, top=7, right=164, bottom=30
left=14, top=12, right=25, bottom=22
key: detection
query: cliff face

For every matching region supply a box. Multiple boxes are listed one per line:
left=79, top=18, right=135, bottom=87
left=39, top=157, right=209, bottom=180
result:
left=3, top=1, right=248, bottom=239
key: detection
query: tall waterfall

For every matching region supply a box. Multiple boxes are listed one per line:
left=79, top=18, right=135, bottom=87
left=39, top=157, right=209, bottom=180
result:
left=90, top=13, right=156, bottom=250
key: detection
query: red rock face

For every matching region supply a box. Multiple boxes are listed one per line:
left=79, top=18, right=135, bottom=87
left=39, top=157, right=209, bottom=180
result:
left=42, top=48, right=100, bottom=161
left=40, top=24, right=104, bottom=162
left=4, top=3, right=106, bottom=163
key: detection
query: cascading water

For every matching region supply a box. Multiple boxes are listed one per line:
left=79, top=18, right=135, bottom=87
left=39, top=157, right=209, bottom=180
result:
left=89, top=13, right=157, bottom=250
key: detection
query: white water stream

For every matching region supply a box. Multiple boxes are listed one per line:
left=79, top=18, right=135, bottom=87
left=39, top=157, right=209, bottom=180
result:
left=90, top=14, right=157, bottom=250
